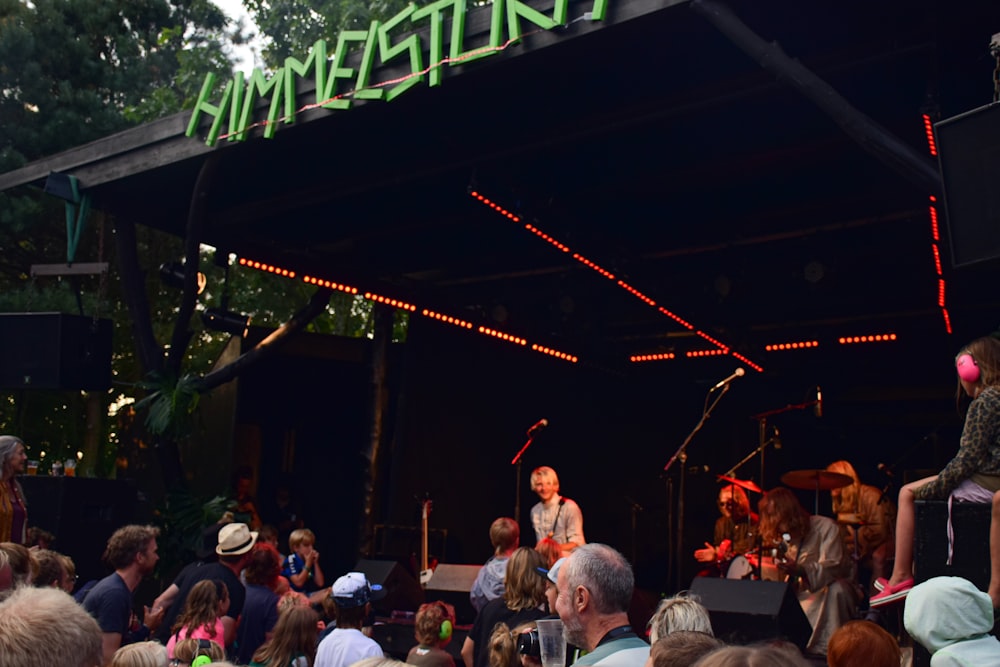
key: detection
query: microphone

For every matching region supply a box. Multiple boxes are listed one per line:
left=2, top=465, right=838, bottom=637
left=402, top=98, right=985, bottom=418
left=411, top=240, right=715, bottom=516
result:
left=527, top=419, right=549, bottom=436
left=687, top=464, right=710, bottom=475
left=771, top=426, right=782, bottom=450
left=711, top=368, right=745, bottom=390
left=877, top=463, right=894, bottom=478
left=814, top=386, right=823, bottom=418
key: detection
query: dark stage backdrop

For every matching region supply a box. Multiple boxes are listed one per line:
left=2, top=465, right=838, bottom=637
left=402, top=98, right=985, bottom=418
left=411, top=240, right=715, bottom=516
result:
left=232, top=318, right=967, bottom=596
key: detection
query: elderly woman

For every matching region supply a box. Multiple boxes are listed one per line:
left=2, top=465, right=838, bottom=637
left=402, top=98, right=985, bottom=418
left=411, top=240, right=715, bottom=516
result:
left=0, top=436, right=28, bottom=544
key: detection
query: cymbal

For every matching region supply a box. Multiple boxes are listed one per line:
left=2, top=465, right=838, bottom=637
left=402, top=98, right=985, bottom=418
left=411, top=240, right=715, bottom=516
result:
left=716, top=475, right=763, bottom=494
left=781, top=469, right=853, bottom=491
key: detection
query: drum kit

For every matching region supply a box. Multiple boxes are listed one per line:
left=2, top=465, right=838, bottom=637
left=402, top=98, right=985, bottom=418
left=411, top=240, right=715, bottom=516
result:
left=715, top=468, right=861, bottom=580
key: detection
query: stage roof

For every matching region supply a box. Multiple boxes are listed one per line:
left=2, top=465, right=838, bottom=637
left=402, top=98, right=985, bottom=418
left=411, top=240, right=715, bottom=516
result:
left=4, top=0, right=1000, bottom=383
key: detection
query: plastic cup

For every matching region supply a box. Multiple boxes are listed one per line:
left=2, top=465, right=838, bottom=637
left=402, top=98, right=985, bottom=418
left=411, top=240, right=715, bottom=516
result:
left=64, top=459, right=76, bottom=477
left=26, top=461, right=38, bottom=475
left=535, top=619, right=566, bottom=667
left=50, top=460, right=63, bottom=476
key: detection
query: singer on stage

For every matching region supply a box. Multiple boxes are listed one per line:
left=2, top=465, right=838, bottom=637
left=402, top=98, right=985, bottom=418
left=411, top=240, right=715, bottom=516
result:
left=530, top=466, right=585, bottom=555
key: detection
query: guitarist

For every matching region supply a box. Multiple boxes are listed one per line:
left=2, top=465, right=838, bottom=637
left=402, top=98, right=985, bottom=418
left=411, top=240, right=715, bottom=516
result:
left=758, top=487, right=856, bottom=658
left=529, top=467, right=585, bottom=557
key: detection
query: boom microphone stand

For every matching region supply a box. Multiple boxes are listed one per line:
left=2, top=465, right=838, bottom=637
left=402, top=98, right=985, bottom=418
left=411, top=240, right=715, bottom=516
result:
left=663, top=382, right=737, bottom=591
left=511, top=419, right=548, bottom=523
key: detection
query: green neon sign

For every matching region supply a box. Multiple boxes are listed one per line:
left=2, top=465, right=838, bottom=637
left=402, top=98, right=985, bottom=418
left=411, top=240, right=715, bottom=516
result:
left=186, top=0, right=606, bottom=146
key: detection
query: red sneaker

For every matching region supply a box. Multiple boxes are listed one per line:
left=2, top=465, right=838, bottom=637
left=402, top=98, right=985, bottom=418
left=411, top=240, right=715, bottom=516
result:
left=869, top=578, right=914, bottom=607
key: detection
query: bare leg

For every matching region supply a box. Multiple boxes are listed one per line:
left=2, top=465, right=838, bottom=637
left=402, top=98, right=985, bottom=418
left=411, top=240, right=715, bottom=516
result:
left=887, top=475, right=937, bottom=586
left=989, top=490, right=1000, bottom=608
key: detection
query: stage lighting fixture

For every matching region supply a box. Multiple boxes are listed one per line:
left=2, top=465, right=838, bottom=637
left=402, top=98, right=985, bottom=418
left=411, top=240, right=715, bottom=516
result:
left=159, top=262, right=207, bottom=295
left=201, top=308, right=251, bottom=337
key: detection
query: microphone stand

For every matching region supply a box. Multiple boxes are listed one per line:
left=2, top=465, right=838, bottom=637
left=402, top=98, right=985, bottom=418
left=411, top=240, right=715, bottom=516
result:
left=663, top=383, right=733, bottom=591
left=511, top=434, right=537, bottom=525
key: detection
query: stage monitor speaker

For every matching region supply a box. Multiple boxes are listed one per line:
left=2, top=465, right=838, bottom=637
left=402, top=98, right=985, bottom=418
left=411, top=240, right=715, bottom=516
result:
left=936, top=103, right=1000, bottom=268
left=0, top=313, right=112, bottom=389
left=688, top=577, right=812, bottom=650
left=424, top=563, right=481, bottom=625
left=355, top=558, right=424, bottom=616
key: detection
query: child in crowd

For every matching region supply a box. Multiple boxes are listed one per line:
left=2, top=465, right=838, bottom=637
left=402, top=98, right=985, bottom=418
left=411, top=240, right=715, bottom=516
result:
left=470, top=517, right=519, bottom=613
left=407, top=601, right=456, bottom=667
left=165, top=579, right=229, bottom=659
left=315, top=572, right=385, bottom=667
left=251, top=605, right=320, bottom=667
left=174, top=637, right=226, bottom=665
left=282, top=528, right=325, bottom=593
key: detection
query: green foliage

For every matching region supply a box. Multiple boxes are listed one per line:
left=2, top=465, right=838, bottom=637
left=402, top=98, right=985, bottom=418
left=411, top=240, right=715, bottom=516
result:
left=134, top=371, right=202, bottom=439
left=155, top=487, right=230, bottom=576
left=245, top=0, right=413, bottom=67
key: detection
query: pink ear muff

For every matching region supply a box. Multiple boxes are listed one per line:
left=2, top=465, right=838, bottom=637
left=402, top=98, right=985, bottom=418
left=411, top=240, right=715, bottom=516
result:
left=956, top=353, right=981, bottom=383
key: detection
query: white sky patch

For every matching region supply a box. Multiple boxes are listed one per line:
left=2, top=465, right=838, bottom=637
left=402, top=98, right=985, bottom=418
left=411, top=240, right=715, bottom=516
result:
left=210, top=0, right=263, bottom=74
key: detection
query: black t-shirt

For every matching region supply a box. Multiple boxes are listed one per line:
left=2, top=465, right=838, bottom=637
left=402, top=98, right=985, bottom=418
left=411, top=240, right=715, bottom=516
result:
left=82, top=572, right=132, bottom=635
left=469, top=597, right=546, bottom=667
left=236, top=583, right=280, bottom=664
left=155, top=562, right=246, bottom=645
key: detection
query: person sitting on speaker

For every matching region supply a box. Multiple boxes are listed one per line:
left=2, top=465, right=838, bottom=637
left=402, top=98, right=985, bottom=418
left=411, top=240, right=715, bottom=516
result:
left=757, top=487, right=855, bottom=657
left=407, top=601, right=457, bottom=667
left=471, top=517, right=520, bottom=613
left=693, top=484, right=758, bottom=577
left=871, top=336, right=1000, bottom=608
left=530, top=467, right=585, bottom=557
left=824, top=460, right=895, bottom=594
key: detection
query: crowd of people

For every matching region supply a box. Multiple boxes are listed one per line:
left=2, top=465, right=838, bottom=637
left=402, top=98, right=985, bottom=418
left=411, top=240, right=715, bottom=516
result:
left=4, top=334, right=1000, bottom=666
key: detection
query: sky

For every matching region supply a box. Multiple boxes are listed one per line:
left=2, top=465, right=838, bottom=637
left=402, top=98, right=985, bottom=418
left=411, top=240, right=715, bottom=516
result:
left=210, top=0, right=260, bottom=74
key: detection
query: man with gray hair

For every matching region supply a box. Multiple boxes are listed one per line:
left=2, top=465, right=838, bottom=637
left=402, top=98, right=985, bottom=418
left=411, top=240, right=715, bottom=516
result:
left=555, top=543, right=649, bottom=667
left=0, top=586, right=104, bottom=667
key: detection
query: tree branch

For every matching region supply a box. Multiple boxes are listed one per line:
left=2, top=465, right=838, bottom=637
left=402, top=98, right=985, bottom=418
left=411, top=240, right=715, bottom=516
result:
left=113, top=217, right=162, bottom=375
left=167, top=153, right=221, bottom=375
left=193, top=287, right=334, bottom=393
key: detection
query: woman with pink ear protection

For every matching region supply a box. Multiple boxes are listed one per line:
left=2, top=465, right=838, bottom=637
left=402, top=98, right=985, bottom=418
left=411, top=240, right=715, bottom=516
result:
left=871, top=336, right=1000, bottom=609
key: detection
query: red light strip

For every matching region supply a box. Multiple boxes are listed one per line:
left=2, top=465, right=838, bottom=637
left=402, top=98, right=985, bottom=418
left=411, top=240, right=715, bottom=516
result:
left=238, top=257, right=296, bottom=278
left=922, top=114, right=938, bottom=157
left=630, top=353, right=676, bottom=362
left=239, top=256, right=579, bottom=363
left=478, top=326, right=527, bottom=346
left=364, top=292, right=417, bottom=311
left=531, top=344, right=578, bottom=363
left=421, top=309, right=474, bottom=329
left=837, top=334, right=898, bottom=344
left=303, top=275, right=359, bottom=294
left=927, top=195, right=952, bottom=334
left=686, top=349, right=726, bottom=357
left=765, top=340, right=819, bottom=351
left=469, top=190, right=762, bottom=371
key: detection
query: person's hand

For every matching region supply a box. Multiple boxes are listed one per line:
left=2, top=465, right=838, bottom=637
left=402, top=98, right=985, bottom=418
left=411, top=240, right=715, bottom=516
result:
left=144, top=605, right=166, bottom=632
left=310, top=550, right=320, bottom=564
left=693, top=542, right=717, bottom=563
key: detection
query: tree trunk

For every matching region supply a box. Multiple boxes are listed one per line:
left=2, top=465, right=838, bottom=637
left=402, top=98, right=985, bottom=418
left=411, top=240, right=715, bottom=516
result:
left=358, top=305, right=393, bottom=559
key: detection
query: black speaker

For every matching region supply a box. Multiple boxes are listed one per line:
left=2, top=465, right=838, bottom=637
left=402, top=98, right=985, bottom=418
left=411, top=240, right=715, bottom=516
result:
left=688, top=577, right=812, bottom=650
left=914, top=500, right=990, bottom=588
left=18, top=476, right=138, bottom=584
left=0, top=313, right=112, bottom=389
left=424, top=563, right=481, bottom=625
left=936, top=103, right=1000, bottom=267
left=354, top=558, right=425, bottom=615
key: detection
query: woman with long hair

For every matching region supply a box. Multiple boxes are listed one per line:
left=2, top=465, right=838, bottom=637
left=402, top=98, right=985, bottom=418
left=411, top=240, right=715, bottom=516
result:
left=250, top=604, right=319, bottom=667
left=461, top=547, right=547, bottom=667
left=166, top=579, right=229, bottom=658
left=871, top=336, right=1000, bottom=608
left=0, top=436, right=28, bottom=544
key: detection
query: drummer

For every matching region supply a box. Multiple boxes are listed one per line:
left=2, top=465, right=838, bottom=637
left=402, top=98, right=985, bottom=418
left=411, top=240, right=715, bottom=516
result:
left=825, top=460, right=895, bottom=594
left=693, top=482, right=759, bottom=576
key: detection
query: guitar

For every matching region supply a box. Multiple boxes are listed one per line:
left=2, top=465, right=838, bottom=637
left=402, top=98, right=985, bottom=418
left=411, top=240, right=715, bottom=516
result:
left=419, top=496, right=434, bottom=586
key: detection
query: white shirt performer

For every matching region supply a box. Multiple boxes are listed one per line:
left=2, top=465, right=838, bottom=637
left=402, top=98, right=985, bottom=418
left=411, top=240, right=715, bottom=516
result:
left=530, top=466, right=585, bottom=555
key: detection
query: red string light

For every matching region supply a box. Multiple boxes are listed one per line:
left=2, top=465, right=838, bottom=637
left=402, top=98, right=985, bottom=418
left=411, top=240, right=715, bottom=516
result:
left=686, top=349, right=725, bottom=357
left=630, top=353, right=675, bottom=362
left=478, top=326, right=527, bottom=346
left=922, top=114, right=938, bottom=157
left=765, top=340, right=819, bottom=351
left=238, top=256, right=296, bottom=278
left=302, top=276, right=359, bottom=294
left=421, top=309, right=474, bottom=329
left=363, top=292, right=417, bottom=311
left=531, top=344, right=578, bottom=363
left=926, top=195, right=951, bottom=333
left=837, top=334, right=898, bottom=344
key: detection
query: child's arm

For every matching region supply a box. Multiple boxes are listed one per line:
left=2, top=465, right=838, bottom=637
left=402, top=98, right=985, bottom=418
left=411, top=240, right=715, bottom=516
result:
left=311, top=552, right=325, bottom=587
